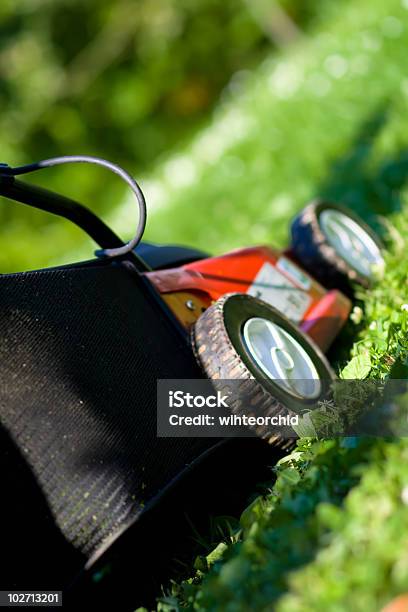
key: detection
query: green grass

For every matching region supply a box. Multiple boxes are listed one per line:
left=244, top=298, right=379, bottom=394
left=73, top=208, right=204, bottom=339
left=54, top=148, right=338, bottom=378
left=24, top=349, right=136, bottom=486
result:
left=139, top=0, right=408, bottom=251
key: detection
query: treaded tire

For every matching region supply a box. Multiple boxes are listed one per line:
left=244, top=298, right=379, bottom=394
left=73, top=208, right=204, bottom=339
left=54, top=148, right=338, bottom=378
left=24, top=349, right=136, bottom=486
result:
left=290, top=200, right=384, bottom=292
left=192, top=293, right=335, bottom=444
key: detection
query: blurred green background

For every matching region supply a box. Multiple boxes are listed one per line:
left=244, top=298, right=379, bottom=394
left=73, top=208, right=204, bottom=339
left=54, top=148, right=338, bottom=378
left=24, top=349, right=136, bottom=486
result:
left=1, top=0, right=407, bottom=274
left=0, top=0, right=354, bottom=272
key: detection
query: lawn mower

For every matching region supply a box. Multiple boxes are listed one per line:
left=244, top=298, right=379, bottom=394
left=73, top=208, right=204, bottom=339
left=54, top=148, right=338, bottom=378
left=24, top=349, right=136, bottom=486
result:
left=0, top=156, right=384, bottom=607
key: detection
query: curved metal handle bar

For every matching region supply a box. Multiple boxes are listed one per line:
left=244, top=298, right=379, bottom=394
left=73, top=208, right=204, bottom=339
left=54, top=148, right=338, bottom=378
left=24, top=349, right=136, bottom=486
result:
left=5, top=155, right=147, bottom=258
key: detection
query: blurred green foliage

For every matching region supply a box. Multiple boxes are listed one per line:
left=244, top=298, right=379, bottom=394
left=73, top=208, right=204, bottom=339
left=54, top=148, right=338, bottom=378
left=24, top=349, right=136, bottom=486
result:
left=0, top=0, right=269, bottom=273
left=2, top=0, right=407, bottom=275
left=0, top=0, right=335, bottom=272
left=0, top=0, right=267, bottom=169
left=138, top=0, right=408, bottom=253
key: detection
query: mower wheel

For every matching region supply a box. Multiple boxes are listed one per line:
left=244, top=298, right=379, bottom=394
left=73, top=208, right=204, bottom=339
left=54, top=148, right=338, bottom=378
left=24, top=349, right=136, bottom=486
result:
left=192, top=293, right=335, bottom=443
left=290, top=201, right=384, bottom=292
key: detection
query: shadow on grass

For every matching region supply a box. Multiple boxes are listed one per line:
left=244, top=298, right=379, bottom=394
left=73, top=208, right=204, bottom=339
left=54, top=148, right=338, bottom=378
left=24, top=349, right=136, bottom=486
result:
left=317, top=105, right=408, bottom=226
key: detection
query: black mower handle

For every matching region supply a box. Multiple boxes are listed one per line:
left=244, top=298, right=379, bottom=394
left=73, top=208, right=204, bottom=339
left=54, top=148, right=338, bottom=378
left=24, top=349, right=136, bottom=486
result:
left=0, top=155, right=147, bottom=259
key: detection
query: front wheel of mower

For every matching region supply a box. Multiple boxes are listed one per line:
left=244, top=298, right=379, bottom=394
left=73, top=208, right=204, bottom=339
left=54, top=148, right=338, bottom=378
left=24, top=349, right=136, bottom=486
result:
left=290, top=200, right=384, bottom=292
left=191, top=293, right=335, bottom=444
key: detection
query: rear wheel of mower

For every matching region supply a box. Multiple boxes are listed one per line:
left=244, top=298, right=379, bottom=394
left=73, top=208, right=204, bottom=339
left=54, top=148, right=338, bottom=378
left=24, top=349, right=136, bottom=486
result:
left=290, top=201, right=384, bottom=292
left=192, top=293, right=335, bottom=444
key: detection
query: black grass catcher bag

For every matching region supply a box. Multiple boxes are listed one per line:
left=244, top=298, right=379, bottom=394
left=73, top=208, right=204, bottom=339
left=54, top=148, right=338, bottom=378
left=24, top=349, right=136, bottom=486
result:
left=0, top=156, right=280, bottom=609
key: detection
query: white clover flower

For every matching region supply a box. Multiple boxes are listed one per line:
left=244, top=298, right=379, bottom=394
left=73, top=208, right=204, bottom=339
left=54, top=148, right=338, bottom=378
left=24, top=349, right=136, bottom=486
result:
left=350, top=306, right=363, bottom=324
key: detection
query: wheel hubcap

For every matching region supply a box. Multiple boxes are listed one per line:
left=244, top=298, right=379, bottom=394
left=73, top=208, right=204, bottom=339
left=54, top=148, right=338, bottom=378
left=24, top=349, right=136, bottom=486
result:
left=319, top=209, right=384, bottom=278
left=242, top=317, right=322, bottom=399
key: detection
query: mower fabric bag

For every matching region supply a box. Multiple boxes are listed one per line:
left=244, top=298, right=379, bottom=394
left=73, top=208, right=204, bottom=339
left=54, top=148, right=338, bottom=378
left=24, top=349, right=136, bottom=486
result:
left=0, top=260, right=214, bottom=586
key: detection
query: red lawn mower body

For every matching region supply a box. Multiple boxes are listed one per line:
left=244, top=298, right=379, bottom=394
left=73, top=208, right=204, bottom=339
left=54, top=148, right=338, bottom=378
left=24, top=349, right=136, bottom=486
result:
left=145, top=245, right=351, bottom=352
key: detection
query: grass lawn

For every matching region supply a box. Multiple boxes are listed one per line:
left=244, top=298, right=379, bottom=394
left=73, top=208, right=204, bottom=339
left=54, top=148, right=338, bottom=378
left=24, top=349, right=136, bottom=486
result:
left=136, top=0, right=408, bottom=251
